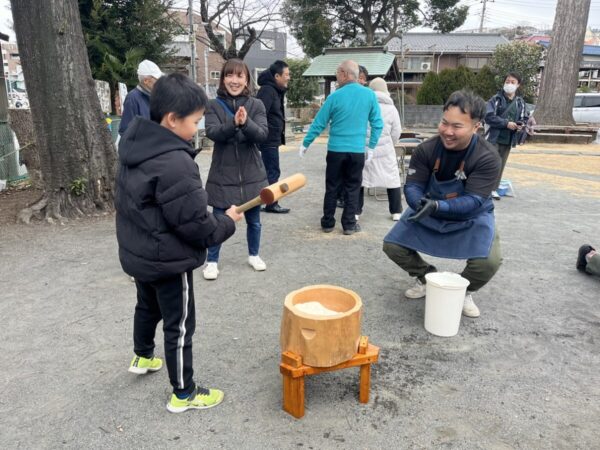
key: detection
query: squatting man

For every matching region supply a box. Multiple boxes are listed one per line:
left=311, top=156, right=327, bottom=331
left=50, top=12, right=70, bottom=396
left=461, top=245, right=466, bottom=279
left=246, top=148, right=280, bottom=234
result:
left=383, top=90, right=502, bottom=318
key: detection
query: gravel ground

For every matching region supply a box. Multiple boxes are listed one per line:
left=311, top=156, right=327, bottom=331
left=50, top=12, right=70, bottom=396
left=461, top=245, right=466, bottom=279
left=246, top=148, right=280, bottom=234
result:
left=1, top=142, right=599, bottom=449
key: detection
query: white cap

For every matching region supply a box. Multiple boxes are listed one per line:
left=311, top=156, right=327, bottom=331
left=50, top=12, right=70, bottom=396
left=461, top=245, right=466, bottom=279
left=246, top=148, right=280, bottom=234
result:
left=137, top=60, right=163, bottom=79
left=369, top=77, right=389, bottom=95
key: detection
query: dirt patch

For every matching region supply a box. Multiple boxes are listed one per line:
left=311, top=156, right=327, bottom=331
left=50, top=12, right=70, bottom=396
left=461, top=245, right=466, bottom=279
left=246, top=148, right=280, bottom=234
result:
left=0, top=182, right=43, bottom=226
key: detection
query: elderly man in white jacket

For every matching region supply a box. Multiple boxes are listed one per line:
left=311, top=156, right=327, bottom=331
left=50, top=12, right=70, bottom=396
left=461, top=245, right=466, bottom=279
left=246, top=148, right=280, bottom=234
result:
left=358, top=77, right=403, bottom=221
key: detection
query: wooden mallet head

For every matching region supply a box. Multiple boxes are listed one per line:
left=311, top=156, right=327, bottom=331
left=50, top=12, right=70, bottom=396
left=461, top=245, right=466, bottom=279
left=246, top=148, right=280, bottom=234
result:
left=236, top=173, right=307, bottom=213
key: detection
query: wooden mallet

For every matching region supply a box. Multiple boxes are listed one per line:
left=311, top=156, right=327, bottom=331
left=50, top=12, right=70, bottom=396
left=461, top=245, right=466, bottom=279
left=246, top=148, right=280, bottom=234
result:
left=236, top=173, right=307, bottom=213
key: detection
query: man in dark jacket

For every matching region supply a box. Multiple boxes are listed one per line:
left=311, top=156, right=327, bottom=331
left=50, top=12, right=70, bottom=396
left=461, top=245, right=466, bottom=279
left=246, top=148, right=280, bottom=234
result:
left=118, top=59, right=163, bottom=136
left=256, top=60, right=291, bottom=213
left=485, top=72, right=527, bottom=199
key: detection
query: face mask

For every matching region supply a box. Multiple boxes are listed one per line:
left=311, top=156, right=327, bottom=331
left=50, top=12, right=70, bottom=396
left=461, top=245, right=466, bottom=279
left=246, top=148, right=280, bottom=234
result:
left=503, top=84, right=517, bottom=95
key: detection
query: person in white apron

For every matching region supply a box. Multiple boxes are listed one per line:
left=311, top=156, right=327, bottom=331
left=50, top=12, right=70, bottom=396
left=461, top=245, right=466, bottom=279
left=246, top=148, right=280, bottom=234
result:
left=383, top=90, right=502, bottom=318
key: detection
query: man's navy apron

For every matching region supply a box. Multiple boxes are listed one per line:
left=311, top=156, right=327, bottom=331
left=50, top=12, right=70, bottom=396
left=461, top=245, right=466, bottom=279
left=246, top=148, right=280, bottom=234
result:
left=384, top=136, right=495, bottom=259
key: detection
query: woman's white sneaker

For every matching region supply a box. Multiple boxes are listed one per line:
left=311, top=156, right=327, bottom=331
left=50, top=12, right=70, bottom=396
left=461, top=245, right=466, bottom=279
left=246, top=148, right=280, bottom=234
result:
left=203, top=262, right=219, bottom=280
left=392, top=213, right=401, bottom=221
left=462, top=293, right=480, bottom=318
left=248, top=255, right=266, bottom=271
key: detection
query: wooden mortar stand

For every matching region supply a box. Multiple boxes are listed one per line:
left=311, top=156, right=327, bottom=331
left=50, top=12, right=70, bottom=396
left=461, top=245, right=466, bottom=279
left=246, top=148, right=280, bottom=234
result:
left=279, top=336, right=380, bottom=419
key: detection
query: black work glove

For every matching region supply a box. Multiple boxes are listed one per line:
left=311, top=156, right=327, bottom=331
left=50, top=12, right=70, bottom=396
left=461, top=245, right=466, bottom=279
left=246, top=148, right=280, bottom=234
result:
left=408, top=198, right=438, bottom=222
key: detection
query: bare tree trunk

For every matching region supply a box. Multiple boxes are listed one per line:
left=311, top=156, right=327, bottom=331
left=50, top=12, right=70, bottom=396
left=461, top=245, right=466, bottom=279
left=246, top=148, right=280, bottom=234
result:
left=10, top=0, right=117, bottom=223
left=534, top=0, right=591, bottom=126
left=8, top=109, right=43, bottom=189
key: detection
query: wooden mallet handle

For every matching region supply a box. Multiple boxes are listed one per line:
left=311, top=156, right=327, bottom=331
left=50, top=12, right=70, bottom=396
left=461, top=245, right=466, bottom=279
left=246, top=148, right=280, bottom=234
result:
left=236, top=173, right=306, bottom=213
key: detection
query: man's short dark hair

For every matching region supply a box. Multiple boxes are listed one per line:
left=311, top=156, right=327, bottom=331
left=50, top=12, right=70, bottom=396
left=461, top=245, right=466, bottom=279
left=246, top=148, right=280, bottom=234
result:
left=359, top=65, right=368, bottom=78
left=269, top=60, right=288, bottom=77
left=150, top=73, right=208, bottom=123
left=505, top=72, right=522, bottom=84
left=443, top=90, right=486, bottom=121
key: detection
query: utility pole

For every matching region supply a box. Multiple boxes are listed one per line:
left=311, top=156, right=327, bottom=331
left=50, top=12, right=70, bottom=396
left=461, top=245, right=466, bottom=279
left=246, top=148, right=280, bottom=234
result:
left=188, top=0, right=196, bottom=83
left=479, top=0, right=493, bottom=33
left=204, top=48, right=209, bottom=92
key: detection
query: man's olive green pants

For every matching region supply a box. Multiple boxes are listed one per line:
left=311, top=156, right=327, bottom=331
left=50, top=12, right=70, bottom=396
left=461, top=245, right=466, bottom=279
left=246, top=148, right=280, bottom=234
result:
left=383, top=233, right=502, bottom=292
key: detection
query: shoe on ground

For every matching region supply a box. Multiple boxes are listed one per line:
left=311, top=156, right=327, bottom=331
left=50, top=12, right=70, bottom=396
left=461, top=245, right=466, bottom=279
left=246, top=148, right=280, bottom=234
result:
left=462, top=293, right=480, bottom=318
left=128, top=355, right=163, bottom=374
left=263, top=204, right=290, bottom=214
left=577, top=244, right=595, bottom=272
left=203, top=262, right=219, bottom=280
left=392, top=213, right=401, bottom=221
left=404, top=279, right=426, bottom=299
left=248, top=255, right=266, bottom=271
left=343, top=223, right=362, bottom=235
left=167, top=386, right=224, bottom=413
left=322, top=226, right=334, bottom=233
left=491, top=190, right=501, bottom=200
left=336, top=199, right=345, bottom=208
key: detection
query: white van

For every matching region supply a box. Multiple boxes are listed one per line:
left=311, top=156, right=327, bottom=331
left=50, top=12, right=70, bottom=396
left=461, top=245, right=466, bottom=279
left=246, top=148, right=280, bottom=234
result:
left=573, top=93, right=600, bottom=123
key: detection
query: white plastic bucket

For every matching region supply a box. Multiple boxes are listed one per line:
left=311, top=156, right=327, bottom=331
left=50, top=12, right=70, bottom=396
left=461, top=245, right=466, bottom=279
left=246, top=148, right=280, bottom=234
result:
left=424, top=272, right=470, bottom=337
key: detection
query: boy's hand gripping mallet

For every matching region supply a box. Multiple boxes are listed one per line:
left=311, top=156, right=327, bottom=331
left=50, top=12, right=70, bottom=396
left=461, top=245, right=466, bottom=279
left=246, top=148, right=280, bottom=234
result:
left=235, top=173, right=307, bottom=213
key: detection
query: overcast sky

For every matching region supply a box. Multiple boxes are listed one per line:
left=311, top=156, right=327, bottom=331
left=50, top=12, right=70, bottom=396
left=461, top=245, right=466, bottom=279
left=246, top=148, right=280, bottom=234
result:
left=2, top=1, right=600, bottom=50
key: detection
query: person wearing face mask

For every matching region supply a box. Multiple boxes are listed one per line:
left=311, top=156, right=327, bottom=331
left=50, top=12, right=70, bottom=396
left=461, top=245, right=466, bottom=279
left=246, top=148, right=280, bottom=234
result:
left=203, top=59, right=269, bottom=280
left=119, top=60, right=163, bottom=136
left=484, top=72, right=528, bottom=199
left=383, top=90, right=502, bottom=319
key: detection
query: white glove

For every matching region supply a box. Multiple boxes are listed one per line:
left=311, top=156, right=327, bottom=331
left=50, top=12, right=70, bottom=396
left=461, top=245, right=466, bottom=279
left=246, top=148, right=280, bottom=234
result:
left=299, top=145, right=308, bottom=158
left=366, top=149, right=374, bottom=162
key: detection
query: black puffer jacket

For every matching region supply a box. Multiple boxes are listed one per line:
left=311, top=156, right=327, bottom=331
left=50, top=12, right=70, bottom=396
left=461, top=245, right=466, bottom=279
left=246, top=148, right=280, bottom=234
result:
left=115, top=117, right=236, bottom=282
left=256, top=70, right=286, bottom=147
left=205, top=92, right=269, bottom=208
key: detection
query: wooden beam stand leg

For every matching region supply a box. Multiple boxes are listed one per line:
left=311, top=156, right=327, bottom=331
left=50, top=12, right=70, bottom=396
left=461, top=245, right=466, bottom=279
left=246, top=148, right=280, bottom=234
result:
left=359, top=363, right=371, bottom=403
left=283, top=373, right=305, bottom=418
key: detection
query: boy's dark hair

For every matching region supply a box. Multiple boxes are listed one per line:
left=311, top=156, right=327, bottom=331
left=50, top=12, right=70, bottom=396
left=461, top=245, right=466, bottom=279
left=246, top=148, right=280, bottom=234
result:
left=359, top=65, right=368, bottom=78
left=443, top=90, right=486, bottom=121
left=218, top=58, right=252, bottom=96
left=269, top=60, right=288, bottom=77
left=150, top=73, right=208, bottom=123
left=505, top=72, right=522, bottom=84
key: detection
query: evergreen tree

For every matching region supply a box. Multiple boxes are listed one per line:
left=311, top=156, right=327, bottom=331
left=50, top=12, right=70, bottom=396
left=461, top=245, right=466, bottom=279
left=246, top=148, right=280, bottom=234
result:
left=79, top=0, right=179, bottom=92
left=283, top=0, right=468, bottom=58
left=472, top=65, right=497, bottom=101
left=490, top=41, right=543, bottom=103
left=416, top=72, right=443, bottom=105
left=438, top=66, right=475, bottom=101
left=286, top=59, right=319, bottom=108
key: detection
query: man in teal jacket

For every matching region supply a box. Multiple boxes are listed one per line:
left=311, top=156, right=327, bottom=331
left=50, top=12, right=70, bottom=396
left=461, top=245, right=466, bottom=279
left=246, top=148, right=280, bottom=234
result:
left=300, top=60, right=383, bottom=235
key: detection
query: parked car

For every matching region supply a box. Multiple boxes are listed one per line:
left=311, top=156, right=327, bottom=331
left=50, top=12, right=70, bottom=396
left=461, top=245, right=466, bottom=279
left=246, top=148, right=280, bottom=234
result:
left=572, top=93, right=600, bottom=123
left=525, top=94, right=600, bottom=124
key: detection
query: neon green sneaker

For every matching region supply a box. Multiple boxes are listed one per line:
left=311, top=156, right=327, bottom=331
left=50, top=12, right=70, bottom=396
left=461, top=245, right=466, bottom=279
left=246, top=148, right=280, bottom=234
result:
left=128, top=355, right=163, bottom=374
left=166, top=386, right=224, bottom=413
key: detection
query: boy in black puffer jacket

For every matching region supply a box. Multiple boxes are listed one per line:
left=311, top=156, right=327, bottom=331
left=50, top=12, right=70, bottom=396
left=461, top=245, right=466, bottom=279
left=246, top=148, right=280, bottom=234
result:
left=115, top=73, right=243, bottom=413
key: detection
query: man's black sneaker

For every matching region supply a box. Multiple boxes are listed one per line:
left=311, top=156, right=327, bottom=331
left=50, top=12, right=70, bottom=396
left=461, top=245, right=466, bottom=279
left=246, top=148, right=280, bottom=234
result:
left=263, top=204, right=290, bottom=214
left=577, top=244, right=595, bottom=272
left=343, top=223, right=361, bottom=235
left=322, top=226, right=334, bottom=233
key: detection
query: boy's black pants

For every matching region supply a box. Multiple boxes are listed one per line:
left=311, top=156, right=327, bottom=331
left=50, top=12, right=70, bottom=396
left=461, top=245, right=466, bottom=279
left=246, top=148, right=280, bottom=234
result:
left=134, top=270, right=196, bottom=397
